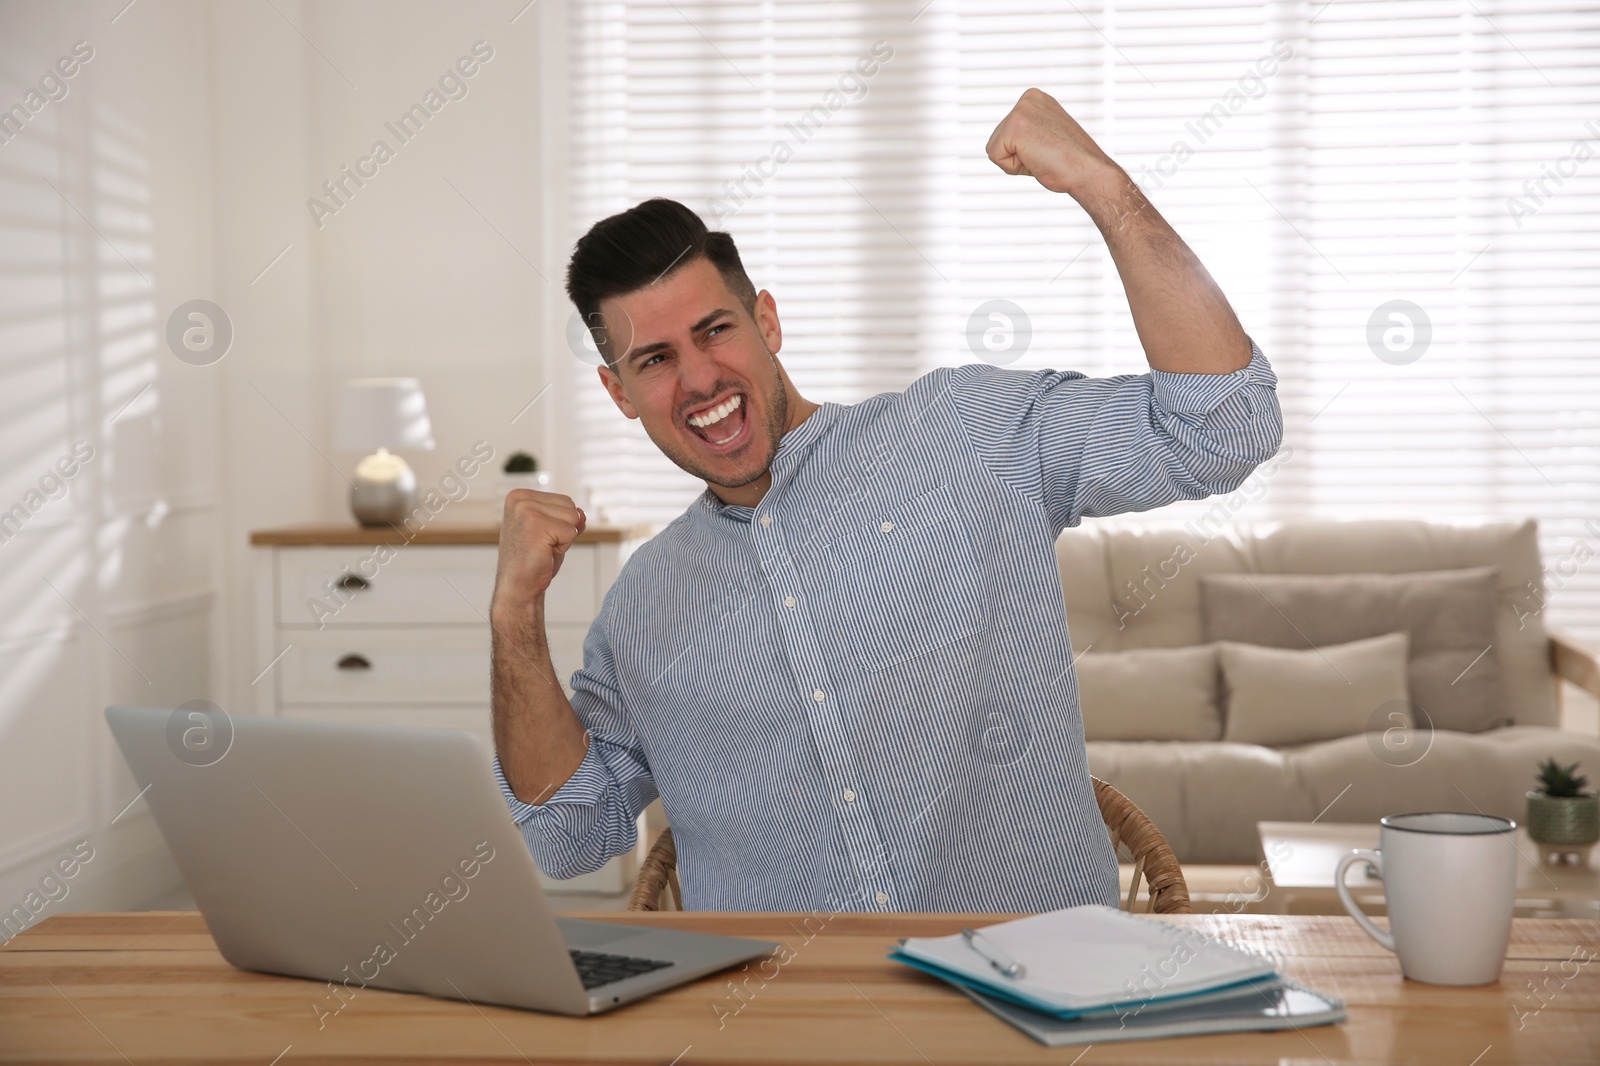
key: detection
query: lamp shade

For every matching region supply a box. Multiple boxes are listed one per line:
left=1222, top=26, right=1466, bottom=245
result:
left=334, top=378, right=435, bottom=452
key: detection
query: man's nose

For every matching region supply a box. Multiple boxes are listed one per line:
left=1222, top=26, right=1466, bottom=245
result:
left=676, top=344, right=722, bottom=398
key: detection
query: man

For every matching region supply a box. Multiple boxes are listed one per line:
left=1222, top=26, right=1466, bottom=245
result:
left=491, top=88, right=1282, bottom=913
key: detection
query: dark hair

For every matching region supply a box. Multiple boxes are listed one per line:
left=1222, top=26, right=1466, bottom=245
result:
left=565, top=198, right=758, bottom=365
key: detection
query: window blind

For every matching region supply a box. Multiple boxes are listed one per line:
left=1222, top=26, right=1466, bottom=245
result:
left=565, top=0, right=1600, bottom=639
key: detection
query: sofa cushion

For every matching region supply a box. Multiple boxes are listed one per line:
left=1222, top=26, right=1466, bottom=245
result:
left=1217, top=631, right=1410, bottom=747
left=1287, top=725, right=1600, bottom=834
left=1075, top=645, right=1221, bottom=742
left=1085, top=726, right=1600, bottom=864
left=1083, top=741, right=1318, bottom=863
left=1057, top=518, right=1556, bottom=729
left=1199, top=567, right=1509, bottom=733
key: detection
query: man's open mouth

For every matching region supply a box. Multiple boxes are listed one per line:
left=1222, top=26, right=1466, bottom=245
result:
left=684, top=392, right=749, bottom=449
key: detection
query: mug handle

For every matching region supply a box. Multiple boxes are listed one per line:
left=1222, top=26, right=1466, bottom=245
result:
left=1335, top=848, right=1395, bottom=952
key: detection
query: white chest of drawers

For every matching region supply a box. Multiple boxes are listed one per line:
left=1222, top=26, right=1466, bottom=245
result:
left=250, top=523, right=641, bottom=893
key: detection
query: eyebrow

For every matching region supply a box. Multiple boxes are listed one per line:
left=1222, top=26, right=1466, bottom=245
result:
left=620, top=309, right=734, bottom=367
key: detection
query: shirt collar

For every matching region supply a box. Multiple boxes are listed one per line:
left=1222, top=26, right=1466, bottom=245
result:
left=699, top=401, right=843, bottom=523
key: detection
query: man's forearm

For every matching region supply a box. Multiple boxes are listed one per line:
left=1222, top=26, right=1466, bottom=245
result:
left=490, top=599, right=590, bottom=806
left=1074, top=165, right=1251, bottom=375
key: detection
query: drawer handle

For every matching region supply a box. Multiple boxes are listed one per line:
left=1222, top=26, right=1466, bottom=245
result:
left=336, top=654, right=372, bottom=671
left=337, top=573, right=370, bottom=592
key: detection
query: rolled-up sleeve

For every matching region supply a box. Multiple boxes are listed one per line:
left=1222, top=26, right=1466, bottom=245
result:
left=490, top=602, right=658, bottom=879
left=949, top=338, right=1282, bottom=530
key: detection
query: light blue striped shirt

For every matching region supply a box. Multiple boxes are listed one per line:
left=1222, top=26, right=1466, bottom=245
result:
left=494, top=343, right=1282, bottom=912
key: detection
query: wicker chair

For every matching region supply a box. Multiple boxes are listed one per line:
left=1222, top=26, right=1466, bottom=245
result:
left=628, top=777, right=1191, bottom=914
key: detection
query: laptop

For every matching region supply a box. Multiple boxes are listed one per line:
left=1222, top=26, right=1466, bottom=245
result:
left=105, top=705, right=777, bottom=1016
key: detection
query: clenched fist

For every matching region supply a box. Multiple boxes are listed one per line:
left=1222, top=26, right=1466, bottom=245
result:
left=985, top=87, right=1121, bottom=198
left=493, top=489, right=587, bottom=616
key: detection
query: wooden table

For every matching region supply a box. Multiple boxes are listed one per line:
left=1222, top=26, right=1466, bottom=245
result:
left=3, top=911, right=1597, bottom=1064
left=1259, top=822, right=1600, bottom=919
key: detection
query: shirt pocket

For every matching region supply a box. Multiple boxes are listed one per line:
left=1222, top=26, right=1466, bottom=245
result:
left=824, top=483, right=987, bottom=672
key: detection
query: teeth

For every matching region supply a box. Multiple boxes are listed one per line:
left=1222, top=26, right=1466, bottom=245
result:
left=688, top=394, right=742, bottom=428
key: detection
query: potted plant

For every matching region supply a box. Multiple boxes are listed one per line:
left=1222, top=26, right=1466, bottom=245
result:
left=497, top=451, right=549, bottom=508
left=1526, top=758, right=1599, bottom=866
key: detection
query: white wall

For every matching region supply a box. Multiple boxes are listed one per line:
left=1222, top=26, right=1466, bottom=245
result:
left=208, top=0, right=555, bottom=737
left=0, top=0, right=223, bottom=921
left=0, top=0, right=561, bottom=920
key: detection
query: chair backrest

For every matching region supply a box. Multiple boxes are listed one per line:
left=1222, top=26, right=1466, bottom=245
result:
left=1093, top=777, right=1190, bottom=914
left=628, top=778, right=1191, bottom=914
left=628, top=827, right=682, bottom=912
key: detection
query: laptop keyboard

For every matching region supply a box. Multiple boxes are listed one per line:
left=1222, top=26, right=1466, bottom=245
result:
left=569, top=948, right=674, bottom=990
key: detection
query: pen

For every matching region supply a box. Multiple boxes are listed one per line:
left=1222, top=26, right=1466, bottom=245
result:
left=960, top=927, right=1026, bottom=979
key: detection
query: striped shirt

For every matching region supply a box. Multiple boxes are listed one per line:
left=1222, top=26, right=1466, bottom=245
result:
left=494, top=342, right=1282, bottom=912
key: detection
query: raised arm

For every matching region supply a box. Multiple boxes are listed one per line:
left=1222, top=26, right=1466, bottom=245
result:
left=490, top=491, right=658, bottom=878
left=985, top=87, right=1251, bottom=375
left=491, top=490, right=593, bottom=804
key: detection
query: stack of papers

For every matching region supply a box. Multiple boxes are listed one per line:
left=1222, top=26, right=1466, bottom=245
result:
left=889, top=905, right=1345, bottom=1047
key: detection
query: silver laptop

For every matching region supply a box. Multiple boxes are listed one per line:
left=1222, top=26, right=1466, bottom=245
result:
left=105, top=705, right=776, bottom=1015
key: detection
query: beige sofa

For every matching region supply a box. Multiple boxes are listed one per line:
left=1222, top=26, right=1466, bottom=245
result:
left=1056, top=517, right=1600, bottom=864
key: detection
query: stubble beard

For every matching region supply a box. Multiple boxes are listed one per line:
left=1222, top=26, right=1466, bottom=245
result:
left=647, top=351, right=790, bottom=491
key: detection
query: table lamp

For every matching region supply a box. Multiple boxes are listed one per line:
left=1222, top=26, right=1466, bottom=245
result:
left=334, top=378, right=435, bottom=526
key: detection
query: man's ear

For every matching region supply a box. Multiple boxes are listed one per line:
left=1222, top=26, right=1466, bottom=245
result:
left=597, top=365, right=639, bottom=419
left=754, top=290, right=782, bottom=357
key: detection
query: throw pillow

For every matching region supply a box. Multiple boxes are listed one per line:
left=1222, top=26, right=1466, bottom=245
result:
left=1218, top=631, right=1410, bottom=747
left=1075, top=644, right=1222, bottom=742
left=1199, top=567, right=1507, bottom=732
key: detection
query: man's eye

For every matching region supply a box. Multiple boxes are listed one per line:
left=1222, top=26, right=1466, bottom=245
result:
left=707, top=323, right=729, bottom=338
left=642, top=353, right=665, bottom=367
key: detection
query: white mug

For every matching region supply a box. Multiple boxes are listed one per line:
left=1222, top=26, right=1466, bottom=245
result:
left=1335, top=812, right=1518, bottom=985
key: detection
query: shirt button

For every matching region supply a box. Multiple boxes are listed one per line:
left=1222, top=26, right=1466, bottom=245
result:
left=813, top=689, right=826, bottom=703
left=843, top=788, right=856, bottom=803
left=784, top=595, right=797, bottom=609
left=760, top=514, right=772, bottom=527
left=879, top=521, right=894, bottom=533
left=875, top=890, right=890, bottom=907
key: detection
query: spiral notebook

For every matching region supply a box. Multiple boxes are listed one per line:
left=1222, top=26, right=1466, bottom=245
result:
left=888, top=904, right=1280, bottom=1019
